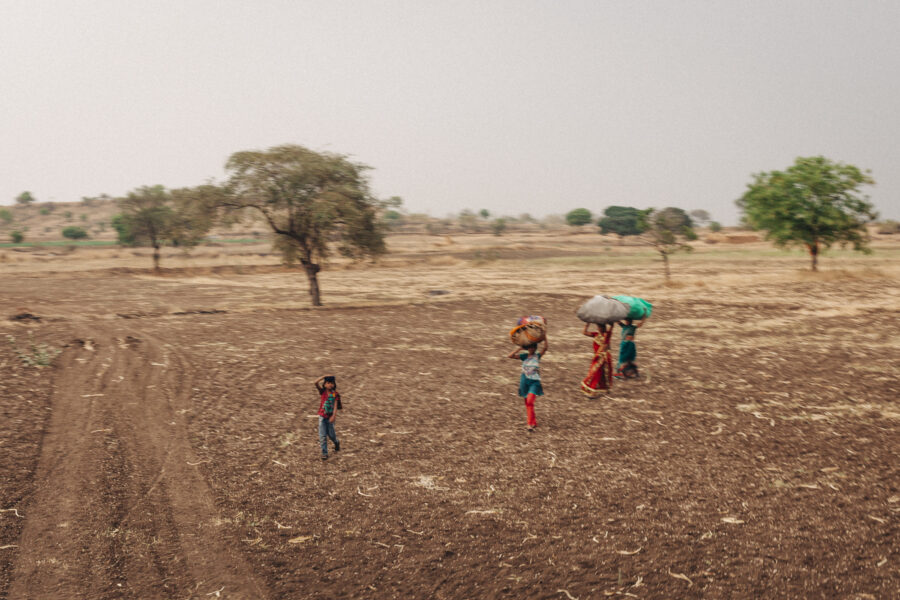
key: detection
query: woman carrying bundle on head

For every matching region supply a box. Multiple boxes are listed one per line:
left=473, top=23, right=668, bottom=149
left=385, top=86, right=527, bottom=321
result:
left=575, top=295, right=634, bottom=397
left=581, top=322, right=613, bottom=397
left=614, top=317, right=644, bottom=379
left=508, top=316, right=548, bottom=431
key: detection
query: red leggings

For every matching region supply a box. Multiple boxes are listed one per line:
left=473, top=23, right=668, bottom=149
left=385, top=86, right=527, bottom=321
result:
left=524, top=393, right=537, bottom=427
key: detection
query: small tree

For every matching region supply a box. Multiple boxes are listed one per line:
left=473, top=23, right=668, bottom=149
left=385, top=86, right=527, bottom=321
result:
left=689, top=209, right=711, bottom=225
left=11, top=231, right=24, bottom=243
left=0, top=208, right=12, bottom=225
left=737, top=156, right=876, bottom=271
left=62, top=226, right=88, bottom=240
left=597, top=206, right=644, bottom=236
left=640, top=207, right=697, bottom=280
left=479, top=208, right=490, bottom=220
left=491, top=218, right=507, bottom=236
left=115, top=185, right=213, bottom=271
left=565, top=208, right=593, bottom=227
left=116, top=186, right=173, bottom=271
left=16, top=191, right=35, bottom=205
left=709, top=221, right=722, bottom=232
left=221, top=144, right=386, bottom=306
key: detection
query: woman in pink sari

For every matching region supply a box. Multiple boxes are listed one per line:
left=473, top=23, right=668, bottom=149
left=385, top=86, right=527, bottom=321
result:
left=581, top=322, right=613, bottom=397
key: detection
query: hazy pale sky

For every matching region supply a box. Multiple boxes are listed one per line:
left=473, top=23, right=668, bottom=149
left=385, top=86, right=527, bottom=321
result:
left=2, top=0, right=898, bottom=224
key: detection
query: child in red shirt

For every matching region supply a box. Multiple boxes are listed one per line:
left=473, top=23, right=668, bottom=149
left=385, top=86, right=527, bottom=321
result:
left=315, top=375, right=342, bottom=460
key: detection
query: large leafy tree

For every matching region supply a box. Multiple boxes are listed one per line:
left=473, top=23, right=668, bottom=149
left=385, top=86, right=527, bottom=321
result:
left=737, top=156, right=876, bottom=271
left=639, top=207, right=697, bottom=280
left=115, top=185, right=213, bottom=271
left=597, top=206, right=644, bottom=236
left=222, top=144, right=386, bottom=306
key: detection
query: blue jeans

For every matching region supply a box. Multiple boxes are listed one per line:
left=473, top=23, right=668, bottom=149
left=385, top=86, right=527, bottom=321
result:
left=318, top=416, right=338, bottom=456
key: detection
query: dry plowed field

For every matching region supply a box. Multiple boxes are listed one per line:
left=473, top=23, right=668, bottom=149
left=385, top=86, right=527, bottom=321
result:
left=1, top=246, right=898, bottom=599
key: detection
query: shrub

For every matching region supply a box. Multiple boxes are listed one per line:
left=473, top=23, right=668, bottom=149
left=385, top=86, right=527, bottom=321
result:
left=10, top=230, right=24, bottom=243
left=565, top=208, right=593, bottom=226
left=7, top=332, right=61, bottom=367
left=491, top=218, right=507, bottom=236
left=62, top=226, right=88, bottom=240
left=709, top=221, right=722, bottom=232
left=39, top=207, right=50, bottom=215
left=111, top=214, right=135, bottom=245
left=0, top=208, right=12, bottom=224
left=877, top=220, right=899, bottom=234
left=15, top=191, right=35, bottom=205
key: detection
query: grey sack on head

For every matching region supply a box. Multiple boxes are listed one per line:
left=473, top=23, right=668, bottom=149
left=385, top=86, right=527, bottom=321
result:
left=576, top=295, right=630, bottom=324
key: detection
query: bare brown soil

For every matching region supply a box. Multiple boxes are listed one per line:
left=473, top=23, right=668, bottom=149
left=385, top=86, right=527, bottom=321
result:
left=1, top=241, right=897, bottom=599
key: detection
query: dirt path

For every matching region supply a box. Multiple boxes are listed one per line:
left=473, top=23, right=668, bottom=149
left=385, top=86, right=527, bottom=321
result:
left=8, top=323, right=268, bottom=599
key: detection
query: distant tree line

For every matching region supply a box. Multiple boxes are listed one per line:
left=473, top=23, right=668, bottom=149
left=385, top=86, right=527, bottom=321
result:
left=6, top=153, right=878, bottom=292
left=556, top=156, right=877, bottom=274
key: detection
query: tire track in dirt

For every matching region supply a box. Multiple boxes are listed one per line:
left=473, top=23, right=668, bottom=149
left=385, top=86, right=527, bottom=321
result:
left=8, top=323, right=268, bottom=599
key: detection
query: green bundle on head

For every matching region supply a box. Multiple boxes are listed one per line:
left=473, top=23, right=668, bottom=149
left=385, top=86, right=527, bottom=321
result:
left=610, top=295, right=653, bottom=320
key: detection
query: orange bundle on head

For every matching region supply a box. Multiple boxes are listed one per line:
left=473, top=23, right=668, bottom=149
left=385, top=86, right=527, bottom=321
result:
left=509, top=315, right=547, bottom=347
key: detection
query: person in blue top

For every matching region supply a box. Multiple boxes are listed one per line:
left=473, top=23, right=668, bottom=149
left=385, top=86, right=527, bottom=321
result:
left=507, top=338, right=548, bottom=431
left=614, top=317, right=644, bottom=378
